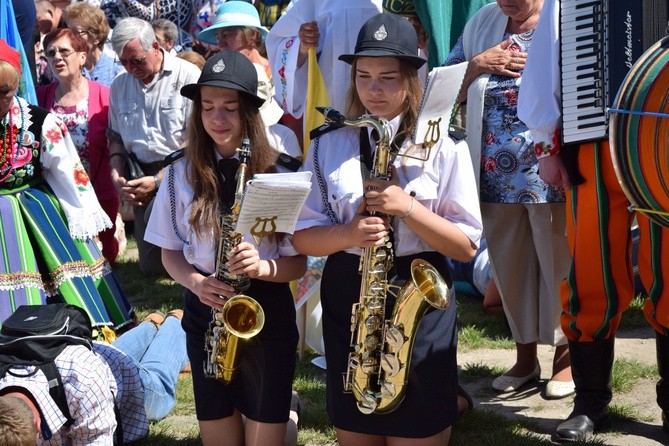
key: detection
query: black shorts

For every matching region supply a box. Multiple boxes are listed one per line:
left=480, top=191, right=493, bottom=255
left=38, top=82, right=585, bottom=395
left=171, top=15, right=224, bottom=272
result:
left=182, top=279, right=298, bottom=422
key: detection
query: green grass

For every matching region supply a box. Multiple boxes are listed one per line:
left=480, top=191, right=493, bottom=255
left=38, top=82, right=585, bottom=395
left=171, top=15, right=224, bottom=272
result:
left=618, top=295, right=649, bottom=330
left=114, top=236, right=652, bottom=445
left=612, top=358, right=658, bottom=393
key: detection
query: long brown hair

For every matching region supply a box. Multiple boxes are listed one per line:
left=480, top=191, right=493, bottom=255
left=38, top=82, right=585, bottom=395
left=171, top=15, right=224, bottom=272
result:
left=185, top=89, right=278, bottom=238
left=345, top=57, right=423, bottom=148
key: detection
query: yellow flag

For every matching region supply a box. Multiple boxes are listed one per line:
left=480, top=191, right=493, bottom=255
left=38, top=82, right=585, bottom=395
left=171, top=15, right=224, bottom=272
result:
left=304, top=47, right=330, bottom=157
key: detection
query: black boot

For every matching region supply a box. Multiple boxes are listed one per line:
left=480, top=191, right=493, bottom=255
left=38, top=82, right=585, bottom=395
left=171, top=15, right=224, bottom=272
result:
left=553, top=338, right=615, bottom=443
left=656, top=331, right=669, bottom=433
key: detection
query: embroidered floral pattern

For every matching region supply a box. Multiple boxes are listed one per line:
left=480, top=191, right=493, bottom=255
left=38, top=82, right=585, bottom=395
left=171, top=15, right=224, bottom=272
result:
left=53, top=102, right=91, bottom=172
left=0, top=97, right=89, bottom=192
left=534, top=131, right=561, bottom=159
left=0, top=100, right=37, bottom=188
left=45, top=128, right=63, bottom=146
left=73, top=164, right=91, bottom=191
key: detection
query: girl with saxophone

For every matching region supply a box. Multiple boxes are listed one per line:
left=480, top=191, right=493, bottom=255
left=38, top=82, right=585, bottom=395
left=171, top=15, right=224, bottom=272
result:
left=294, top=13, right=483, bottom=446
left=144, top=51, right=306, bottom=446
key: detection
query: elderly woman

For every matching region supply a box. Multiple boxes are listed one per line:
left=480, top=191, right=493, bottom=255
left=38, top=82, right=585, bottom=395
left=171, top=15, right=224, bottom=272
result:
left=63, top=2, right=123, bottom=87
left=444, top=0, right=573, bottom=399
left=0, top=39, right=132, bottom=330
left=197, top=1, right=271, bottom=77
left=37, top=28, right=120, bottom=266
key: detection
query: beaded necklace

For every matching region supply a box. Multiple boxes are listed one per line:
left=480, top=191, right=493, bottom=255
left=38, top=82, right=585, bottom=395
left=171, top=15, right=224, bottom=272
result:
left=0, top=98, right=26, bottom=179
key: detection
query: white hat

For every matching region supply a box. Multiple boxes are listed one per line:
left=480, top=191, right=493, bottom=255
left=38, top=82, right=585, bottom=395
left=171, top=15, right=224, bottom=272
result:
left=254, top=64, right=284, bottom=126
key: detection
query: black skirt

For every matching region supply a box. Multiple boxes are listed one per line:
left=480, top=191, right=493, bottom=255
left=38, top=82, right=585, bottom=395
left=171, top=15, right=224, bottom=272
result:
left=321, top=251, right=459, bottom=437
left=181, top=279, right=298, bottom=423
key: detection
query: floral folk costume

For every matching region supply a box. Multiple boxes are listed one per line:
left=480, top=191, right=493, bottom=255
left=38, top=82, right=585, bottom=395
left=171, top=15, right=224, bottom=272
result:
left=0, top=41, right=132, bottom=330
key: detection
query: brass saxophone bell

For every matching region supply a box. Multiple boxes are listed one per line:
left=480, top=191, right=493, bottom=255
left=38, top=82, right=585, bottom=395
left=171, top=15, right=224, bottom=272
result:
left=216, top=295, right=265, bottom=383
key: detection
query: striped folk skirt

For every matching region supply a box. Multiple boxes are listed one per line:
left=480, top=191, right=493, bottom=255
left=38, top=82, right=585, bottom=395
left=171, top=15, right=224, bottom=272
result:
left=0, top=183, right=133, bottom=330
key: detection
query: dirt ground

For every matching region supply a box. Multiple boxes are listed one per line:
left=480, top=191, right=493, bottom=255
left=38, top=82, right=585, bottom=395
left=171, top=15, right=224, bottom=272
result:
left=458, top=326, right=668, bottom=445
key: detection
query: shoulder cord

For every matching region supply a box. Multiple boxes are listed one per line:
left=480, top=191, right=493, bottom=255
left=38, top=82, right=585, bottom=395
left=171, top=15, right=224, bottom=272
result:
left=168, top=164, right=190, bottom=246
left=313, top=137, right=340, bottom=225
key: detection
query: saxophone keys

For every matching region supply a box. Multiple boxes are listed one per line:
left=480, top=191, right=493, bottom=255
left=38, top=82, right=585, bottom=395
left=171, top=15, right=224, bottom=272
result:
left=361, top=357, right=378, bottom=374
left=358, top=393, right=378, bottom=415
left=366, top=296, right=384, bottom=312
left=364, top=315, right=382, bottom=332
left=380, top=380, right=397, bottom=398
left=385, top=326, right=405, bottom=349
left=380, top=353, right=401, bottom=377
left=374, top=248, right=388, bottom=261
left=363, top=334, right=380, bottom=351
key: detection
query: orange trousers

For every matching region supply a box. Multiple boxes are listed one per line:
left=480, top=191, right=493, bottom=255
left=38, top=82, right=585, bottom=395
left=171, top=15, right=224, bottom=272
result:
left=562, top=140, right=669, bottom=341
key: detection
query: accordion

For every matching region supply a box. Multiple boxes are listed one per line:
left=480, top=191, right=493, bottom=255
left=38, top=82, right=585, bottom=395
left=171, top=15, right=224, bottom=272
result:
left=560, top=0, right=668, bottom=144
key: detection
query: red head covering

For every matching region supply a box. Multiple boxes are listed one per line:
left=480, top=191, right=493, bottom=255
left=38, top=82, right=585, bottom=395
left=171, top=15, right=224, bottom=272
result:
left=0, top=39, right=21, bottom=74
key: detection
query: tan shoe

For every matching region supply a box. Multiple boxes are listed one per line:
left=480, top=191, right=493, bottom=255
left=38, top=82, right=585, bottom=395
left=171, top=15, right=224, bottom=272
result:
left=143, top=311, right=166, bottom=328
left=166, top=309, right=183, bottom=321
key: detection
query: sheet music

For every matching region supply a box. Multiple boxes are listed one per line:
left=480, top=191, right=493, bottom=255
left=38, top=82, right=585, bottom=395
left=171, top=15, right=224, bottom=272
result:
left=235, top=171, right=312, bottom=235
left=413, top=62, right=468, bottom=145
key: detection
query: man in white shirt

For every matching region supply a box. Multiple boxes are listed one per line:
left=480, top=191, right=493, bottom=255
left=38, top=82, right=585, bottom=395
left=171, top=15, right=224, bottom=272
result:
left=107, top=17, right=200, bottom=275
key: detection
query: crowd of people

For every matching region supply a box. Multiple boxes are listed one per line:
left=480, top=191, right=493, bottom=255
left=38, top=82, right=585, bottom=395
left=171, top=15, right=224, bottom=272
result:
left=0, top=0, right=666, bottom=445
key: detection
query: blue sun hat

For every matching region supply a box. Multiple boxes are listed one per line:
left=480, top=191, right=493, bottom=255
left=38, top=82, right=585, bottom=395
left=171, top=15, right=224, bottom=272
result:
left=197, top=1, right=269, bottom=45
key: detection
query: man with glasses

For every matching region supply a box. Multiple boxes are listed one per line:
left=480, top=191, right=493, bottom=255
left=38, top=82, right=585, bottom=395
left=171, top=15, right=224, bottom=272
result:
left=107, top=17, right=200, bottom=276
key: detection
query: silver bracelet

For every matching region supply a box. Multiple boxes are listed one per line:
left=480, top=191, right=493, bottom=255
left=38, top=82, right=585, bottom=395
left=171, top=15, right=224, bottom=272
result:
left=153, top=175, right=161, bottom=190
left=400, top=196, right=416, bottom=219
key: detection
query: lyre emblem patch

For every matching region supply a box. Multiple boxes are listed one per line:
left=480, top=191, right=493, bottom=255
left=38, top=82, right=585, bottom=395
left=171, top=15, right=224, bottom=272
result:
left=423, top=118, right=441, bottom=149
left=251, top=216, right=277, bottom=239
left=373, top=24, right=388, bottom=41
left=212, top=59, right=226, bottom=73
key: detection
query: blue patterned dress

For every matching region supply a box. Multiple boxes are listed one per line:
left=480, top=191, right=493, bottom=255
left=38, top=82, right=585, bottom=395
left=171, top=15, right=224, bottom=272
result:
left=445, top=30, right=564, bottom=204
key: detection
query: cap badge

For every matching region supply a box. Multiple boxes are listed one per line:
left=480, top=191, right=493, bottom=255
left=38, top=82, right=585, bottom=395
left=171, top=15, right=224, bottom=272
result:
left=373, top=24, right=388, bottom=41
left=212, top=59, right=226, bottom=73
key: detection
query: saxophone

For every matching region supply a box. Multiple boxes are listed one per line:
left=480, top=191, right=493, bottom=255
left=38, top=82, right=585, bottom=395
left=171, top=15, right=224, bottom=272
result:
left=204, top=137, right=265, bottom=383
left=317, top=107, right=453, bottom=414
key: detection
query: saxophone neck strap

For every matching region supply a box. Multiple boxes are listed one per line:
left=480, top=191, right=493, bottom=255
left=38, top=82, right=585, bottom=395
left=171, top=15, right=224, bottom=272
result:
left=359, top=127, right=374, bottom=180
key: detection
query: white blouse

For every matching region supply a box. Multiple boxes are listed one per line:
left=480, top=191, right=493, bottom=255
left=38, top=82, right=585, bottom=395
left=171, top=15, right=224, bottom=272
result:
left=144, top=157, right=299, bottom=275
left=297, top=115, right=483, bottom=256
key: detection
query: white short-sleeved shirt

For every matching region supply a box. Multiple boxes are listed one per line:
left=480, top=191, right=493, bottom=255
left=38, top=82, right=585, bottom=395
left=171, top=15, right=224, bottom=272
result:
left=108, top=50, right=201, bottom=163
left=298, top=115, right=483, bottom=256
left=144, top=157, right=300, bottom=274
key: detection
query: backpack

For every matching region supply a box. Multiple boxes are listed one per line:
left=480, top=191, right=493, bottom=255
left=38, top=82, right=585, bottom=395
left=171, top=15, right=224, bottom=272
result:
left=0, top=304, right=126, bottom=442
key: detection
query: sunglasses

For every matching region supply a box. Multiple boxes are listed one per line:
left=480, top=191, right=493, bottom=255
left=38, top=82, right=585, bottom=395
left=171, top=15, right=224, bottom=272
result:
left=119, top=56, right=147, bottom=67
left=45, top=48, right=75, bottom=58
